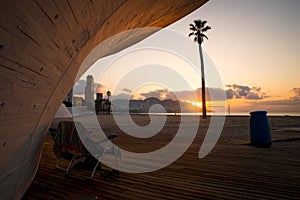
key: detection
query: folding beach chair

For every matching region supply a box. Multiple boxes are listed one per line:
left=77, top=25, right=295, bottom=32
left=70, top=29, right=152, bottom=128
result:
left=49, top=121, right=120, bottom=180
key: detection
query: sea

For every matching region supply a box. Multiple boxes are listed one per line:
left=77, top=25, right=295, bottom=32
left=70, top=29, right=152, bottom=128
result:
left=128, top=112, right=300, bottom=117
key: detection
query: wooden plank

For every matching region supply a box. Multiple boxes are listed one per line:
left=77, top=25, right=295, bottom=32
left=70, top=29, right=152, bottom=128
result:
left=52, top=0, right=77, bottom=31
left=0, top=23, right=65, bottom=78
left=0, top=0, right=72, bottom=69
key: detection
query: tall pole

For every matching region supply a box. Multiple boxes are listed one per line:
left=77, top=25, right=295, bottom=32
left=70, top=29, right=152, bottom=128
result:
left=199, top=44, right=207, bottom=118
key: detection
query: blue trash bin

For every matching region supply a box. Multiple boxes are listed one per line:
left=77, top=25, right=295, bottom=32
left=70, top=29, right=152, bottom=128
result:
left=250, top=110, right=272, bottom=148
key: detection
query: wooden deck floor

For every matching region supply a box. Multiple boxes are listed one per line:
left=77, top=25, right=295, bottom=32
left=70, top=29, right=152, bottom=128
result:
left=23, top=116, right=300, bottom=200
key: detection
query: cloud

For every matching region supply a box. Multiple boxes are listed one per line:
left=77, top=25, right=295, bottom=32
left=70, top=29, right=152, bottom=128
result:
left=226, top=84, right=250, bottom=98
left=205, top=87, right=227, bottom=101
left=140, top=89, right=169, bottom=99
left=245, top=92, right=262, bottom=100
left=73, top=80, right=86, bottom=95
left=168, top=90, right=196, bottom=100
left=111, top=85, right=300, bottom=114
left=226, top=89, right=235, bottom=99
left=95, top=83, right=105, bottom=93
left=246, top=87, right=300, bottom=110
left=225, top=84, right=265, bottom=100
left=257, top=99, right=300, bottom=106
left=261, top=87, right=300, bottom=103
left=74, top=81, right=268, bottom=102
left=252, top=86, right=261, bottom=92
left=122, top=88, right=132, bottom=93
left=138, top=87, right=226, bottom=101
left=290, top=87, right=300, bottom=101
left=292, top=88, right=300, bottom=96
left=140, top=89, right=195, bottom=101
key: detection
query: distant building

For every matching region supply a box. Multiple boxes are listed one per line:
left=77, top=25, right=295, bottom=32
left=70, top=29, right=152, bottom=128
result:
left=85, top=75, right=94, bottom=108
left=95, top=92, right=111, bottom=114
left=73, top=96, right=84, bottom=106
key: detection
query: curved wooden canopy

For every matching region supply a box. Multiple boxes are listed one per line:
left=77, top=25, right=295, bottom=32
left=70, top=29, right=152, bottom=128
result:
left=0, top=0, right=207, bottom=199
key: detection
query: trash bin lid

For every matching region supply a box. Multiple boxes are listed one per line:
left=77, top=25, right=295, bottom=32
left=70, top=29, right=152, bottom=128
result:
left=250, top=110, right=267, bottom=115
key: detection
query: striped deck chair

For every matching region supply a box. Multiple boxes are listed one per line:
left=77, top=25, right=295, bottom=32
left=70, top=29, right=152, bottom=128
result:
left=49, top=120, right=120, bottom=180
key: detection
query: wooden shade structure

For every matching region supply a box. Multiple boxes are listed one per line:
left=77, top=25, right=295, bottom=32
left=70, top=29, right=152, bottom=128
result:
left=0, top=0, right=208, bottom=199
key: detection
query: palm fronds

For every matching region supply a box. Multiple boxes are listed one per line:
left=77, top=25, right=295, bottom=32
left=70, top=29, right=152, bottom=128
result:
left=188, top=19, right=211, bottom=45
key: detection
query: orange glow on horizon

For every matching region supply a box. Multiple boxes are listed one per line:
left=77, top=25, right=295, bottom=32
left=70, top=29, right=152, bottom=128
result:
left=185, top=100, right=202, bottom=108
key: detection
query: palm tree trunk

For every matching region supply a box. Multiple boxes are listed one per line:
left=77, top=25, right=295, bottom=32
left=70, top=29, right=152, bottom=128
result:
left=199, top=44, right=207, bottom=118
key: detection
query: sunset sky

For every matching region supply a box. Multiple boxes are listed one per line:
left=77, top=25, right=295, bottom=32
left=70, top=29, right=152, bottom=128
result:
left=77, top=0, right=300, bottom=115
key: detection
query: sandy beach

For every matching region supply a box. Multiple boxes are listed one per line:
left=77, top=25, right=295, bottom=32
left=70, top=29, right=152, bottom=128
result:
left=24, top=115, right=300, bottom=199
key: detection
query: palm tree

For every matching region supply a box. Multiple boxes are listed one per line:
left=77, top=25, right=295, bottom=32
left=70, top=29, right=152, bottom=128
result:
left=189, top=20, right=211, bottom=118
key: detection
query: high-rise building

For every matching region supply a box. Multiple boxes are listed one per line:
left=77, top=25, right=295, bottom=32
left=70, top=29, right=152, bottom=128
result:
left=85, top=75, right=94, bottom=107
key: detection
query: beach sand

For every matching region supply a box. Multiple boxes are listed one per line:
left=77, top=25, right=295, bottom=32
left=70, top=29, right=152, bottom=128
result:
left=24, top=115, right=300, bottom=199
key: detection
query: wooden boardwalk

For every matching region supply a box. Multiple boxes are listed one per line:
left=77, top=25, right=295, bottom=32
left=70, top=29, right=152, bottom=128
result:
left=23, top=116, right=300, bottom=199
